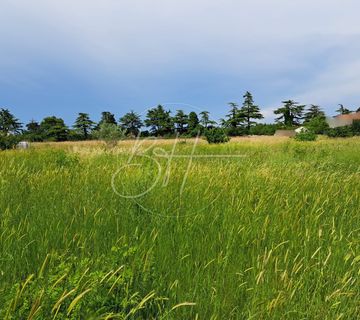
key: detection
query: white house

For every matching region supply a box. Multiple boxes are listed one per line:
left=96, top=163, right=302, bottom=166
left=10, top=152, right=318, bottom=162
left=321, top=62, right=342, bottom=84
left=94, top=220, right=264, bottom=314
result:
left=16, top=141, right=30, bottom=149
left=295, top=127, right=308, bottom=134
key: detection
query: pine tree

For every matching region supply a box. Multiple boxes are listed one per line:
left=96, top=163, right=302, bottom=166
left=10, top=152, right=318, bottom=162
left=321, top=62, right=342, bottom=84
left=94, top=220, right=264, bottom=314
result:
left=274, top=100, right=305, bottom=126
left=173, top=110, right=188, bottom=134
left=239, top=91, right=263, bottom=131
left=188, top=112, right=199, bottom=130
left=74, top=113, right=95, bottom=139
left=26, top=120, right=40, bottom=133
left=336, top=104, right=352, bottom=115
left=304, top=105, right=326, bottom=123
left=24, top=120, right=43, bottom=141
left=98, top=111, right=117, bottom=127
left=145, top=105, right=173, bottom=136
left=199, top=111, right=216, bottom=129
left=119, top=111, right=143, bottom=137
left=0, top=108, right=22, bottom=135
left=225, top=102, right=243, bottom=128
left=40, top=116, right=69, bottom=141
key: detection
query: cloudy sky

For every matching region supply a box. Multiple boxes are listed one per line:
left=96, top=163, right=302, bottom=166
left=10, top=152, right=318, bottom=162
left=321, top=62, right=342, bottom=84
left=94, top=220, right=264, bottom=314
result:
left=1, top=0, right=360, bottom=125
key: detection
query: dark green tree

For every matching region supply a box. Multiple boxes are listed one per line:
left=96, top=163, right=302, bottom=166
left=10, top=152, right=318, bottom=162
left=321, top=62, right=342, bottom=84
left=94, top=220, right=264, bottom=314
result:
left=274, top=100, right=305, bottom=126
left=188, top=112, right=200, bottom=130
left=336, top=104, right=352, bottom=115
left=0, top=108, right=22, bottom=135
left=40, top=116, right=69, bottom=141
left=74, top=113, right=95, bottom=140
left=225, top=102, right=243, bottom=129
left=239, top=92, right=263, bottom=131
left=305, top=116, right=329, bottom=134
left=94, top=123, right=125, bottom=148
left=26, top=120, right=40, bottom=133
left=98, top=111, right=117, bottom=127
left=173, top=110, right=188, bottom=134
left=145, top=105, right=173, bottom=136
left=24, top=120, right=43, bottom=142
left=204, top=128, right=229, bottom=144
left=119, top=111, right=143, bottom=137
left=199, top=111, right=216, bottom=129
left=304, top=105, right=326, bottom=122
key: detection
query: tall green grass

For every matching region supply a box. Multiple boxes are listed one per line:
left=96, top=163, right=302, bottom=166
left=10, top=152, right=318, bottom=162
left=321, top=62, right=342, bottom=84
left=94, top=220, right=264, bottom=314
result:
left=0, top=138, right=359, bottom=319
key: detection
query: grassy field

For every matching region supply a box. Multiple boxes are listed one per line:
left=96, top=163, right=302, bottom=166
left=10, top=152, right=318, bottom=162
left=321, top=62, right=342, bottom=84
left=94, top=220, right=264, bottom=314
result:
left=0, top=137, right=360, bottom=319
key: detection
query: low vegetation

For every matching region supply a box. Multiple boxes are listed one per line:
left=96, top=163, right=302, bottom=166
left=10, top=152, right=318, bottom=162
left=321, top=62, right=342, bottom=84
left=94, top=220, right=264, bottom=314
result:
left=204, top=127, right=229, bottom=144
left=294, top=131, right=317, bottom=141
left=0, top=138, right=359, bottom=318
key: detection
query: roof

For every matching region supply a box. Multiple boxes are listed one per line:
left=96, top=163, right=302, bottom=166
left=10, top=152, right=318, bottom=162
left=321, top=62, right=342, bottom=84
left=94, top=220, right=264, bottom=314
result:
left=328, top=111, right=360, bottom=128
left=333, top=111, right=360, bottom=121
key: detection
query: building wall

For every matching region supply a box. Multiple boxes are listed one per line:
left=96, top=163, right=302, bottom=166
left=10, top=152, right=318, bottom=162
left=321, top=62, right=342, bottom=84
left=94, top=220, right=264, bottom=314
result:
left=327, top=112, right=360, bottom=128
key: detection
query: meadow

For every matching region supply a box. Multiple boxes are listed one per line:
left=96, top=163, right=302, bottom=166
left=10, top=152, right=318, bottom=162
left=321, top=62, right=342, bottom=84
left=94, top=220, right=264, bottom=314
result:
left=0, top=137, right=360, bottom=319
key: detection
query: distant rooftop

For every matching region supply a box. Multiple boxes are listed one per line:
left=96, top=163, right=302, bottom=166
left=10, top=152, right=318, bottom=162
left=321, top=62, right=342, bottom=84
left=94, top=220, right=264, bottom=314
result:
left=328, top=111, right=360, bottom=128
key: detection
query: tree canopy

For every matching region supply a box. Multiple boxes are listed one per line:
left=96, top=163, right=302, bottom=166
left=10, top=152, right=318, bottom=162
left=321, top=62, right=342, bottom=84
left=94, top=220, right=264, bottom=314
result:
left=199, top=111, right=216, bottom=129
left=98, top=111, right=117, bottom=127
left=119, top=111, right=143, bottom=137
left=4, top=93, right=358, bottom=145
left=144, top=105, right=173, bottom=136
left=173, top=110, right=188, bottom=134
left=274, top=100, right=305, bottom=126
left=74, top=113, right=95, bottom=139
left=0, top=108, right=22, bottom=135
left=304, top=105, right=326, bottom=122
left=336, top=104, right=352, bottom=115
left=40, top=116, right=69, bottom=141
left=239, top=91, right=263, bottom=131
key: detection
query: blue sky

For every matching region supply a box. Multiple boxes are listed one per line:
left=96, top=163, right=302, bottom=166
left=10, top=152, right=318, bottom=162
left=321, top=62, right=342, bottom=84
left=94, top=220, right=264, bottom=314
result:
left=1, top=0, right=360, bottom=126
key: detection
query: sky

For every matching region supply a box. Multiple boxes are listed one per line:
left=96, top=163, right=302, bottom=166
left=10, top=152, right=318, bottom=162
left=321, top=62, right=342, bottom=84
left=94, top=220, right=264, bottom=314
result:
left=1, top=0, right=360, bottom=126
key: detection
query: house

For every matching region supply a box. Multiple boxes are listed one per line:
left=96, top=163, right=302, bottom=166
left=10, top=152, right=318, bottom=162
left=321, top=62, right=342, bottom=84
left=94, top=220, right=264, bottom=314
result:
left=274, top=130, right=296, bottom=137
left=327, top=111, right=360, bottom=128
left=295, top=127, right=308, bottom=134
left=16, top=141, right=30, bottom=149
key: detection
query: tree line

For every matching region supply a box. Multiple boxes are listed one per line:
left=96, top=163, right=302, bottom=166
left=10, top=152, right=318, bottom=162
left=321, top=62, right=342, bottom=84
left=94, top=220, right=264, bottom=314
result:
left=1, top=91, right=359, bottom=146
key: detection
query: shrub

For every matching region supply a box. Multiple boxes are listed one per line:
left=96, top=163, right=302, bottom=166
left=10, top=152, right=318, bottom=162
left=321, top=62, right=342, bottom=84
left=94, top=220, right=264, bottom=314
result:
left=67, top=129, right=85, bottom=141
left=294, top=131, right=317, bottom=141
left=352, top=120, right=360, bottom=135
left=249, top=124, right=277, bottom=136
left=326, top=126, right=354, bottom=138
left=204, top=128, right=229, bottom=144
left=305, top=116, right=329, bottom=134
left=21, top=132, right=44, bottom=142
left=94, top=123, right=125, bottom=148
left=140, top=130, right=150, bottom=137
left=225, top=127, right=247, bottom=137
left=0, top=134, right=20, bottom=150
left=186, top=126, right=203, bottom=138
